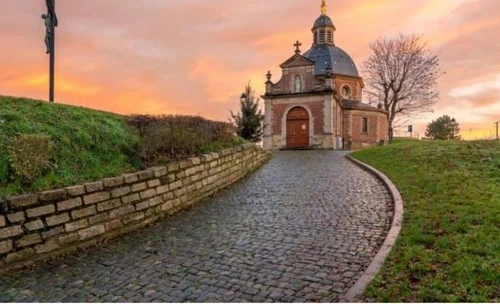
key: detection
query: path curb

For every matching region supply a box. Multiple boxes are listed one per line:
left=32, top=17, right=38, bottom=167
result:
left=342, top=155, right=404, bottom=302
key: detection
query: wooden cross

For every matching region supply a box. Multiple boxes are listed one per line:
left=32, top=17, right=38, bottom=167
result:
left=294, top=41, right=302, bottom=54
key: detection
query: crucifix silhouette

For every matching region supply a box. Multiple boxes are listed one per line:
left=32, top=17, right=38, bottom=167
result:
left=294, top=41, right=302, bottom=54
left=42, top=0, right=58, bottom=102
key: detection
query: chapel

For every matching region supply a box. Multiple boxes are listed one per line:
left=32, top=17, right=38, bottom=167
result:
left=262, top=0, right=388, bottom=151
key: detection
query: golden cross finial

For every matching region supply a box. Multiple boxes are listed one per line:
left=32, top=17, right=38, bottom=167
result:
left=321, top=0, right=327, bottom=15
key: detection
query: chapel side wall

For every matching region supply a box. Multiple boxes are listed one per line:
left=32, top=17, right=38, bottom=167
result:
left=0, top=144, right=270, bottom=269
left=343, top=109, right=387, bottom=150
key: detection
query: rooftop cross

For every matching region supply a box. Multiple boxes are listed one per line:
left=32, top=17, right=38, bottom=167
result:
left=294, top=40, right=302, bottom=54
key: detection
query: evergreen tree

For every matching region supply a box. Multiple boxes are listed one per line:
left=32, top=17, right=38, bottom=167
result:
left=425, top=115, right=461, bottom=140
left=230, top=83, right=264, bottom=142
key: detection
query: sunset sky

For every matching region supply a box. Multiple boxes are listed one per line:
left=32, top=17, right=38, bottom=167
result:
left=1, top=0, right=499, bottom=139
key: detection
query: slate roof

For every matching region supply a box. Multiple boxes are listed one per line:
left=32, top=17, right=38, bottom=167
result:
left=342, top=100, right=387, bottom=113
left=303, top=44, right=359, bottom=77
left=313, top=14, right=334, bottom=29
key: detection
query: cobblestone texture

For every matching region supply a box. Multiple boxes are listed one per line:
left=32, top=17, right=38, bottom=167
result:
left=0, top=151, right=392, bottom=302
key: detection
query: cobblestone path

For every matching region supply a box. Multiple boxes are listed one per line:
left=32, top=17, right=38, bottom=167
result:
left=0, top=151, right=392, bottom=302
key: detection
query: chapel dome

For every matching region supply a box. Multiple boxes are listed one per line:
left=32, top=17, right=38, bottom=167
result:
left=313, top=14, right=334, bottom=29
left=303, top=44, right=359, bottom=77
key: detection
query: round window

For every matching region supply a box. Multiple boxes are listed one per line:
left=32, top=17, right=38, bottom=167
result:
left=341, top=86, right=351, bottom=98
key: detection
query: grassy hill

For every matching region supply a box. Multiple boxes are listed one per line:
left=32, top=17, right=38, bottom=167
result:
left=0, top=96, right=141, bottom=197
left=352, top=140, right=499, bottom=302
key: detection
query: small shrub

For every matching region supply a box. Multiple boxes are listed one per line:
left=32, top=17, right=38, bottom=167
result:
left=126, top=115, right=236, bottom=166
left=8, top=134, right=54, bottom=183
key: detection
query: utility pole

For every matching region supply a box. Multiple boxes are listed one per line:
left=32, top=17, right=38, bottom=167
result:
left=495, top=121, right=500, bottom=140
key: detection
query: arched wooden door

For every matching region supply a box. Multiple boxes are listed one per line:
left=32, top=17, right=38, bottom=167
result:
left=286, top=107, right=310, bottom=149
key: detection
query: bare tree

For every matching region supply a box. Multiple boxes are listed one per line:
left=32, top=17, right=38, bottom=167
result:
left=363, top=34, right=441, bottom=142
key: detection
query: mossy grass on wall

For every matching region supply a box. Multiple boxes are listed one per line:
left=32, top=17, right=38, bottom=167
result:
left=352, top=140, right=499, bottom=302
left=0, top=96, right=245, bottom=197
left=0, top=96, right=140, bottom=197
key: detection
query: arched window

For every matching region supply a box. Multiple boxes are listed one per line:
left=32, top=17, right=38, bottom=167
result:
left=294, top=75, right=301, bottom=93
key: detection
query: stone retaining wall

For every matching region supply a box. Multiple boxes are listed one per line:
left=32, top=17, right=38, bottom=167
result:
left=0, top=144, right=270, bottom=269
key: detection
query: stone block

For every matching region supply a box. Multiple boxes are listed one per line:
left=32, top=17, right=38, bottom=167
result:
left=7, top=194, right=38, bottom=208
left=24, top=220, right=44, bottom=231
left=156, top=185, right=170, bottom=195
left=84, top=181, right=104, bottom=193
left=147, top=179, right=161, bottom=187
left=57, top=197, right=82, bottom=211
left=122, top=193, right=140, bottom=204
left=174, top=188, right=186, bottom=197
left=26, top=204, right=55, bottom=218
left=66, top=185, right=85, bottom=196
left=210, top=152, right=220, bottom=159
left=59, top=233, right=79, bottom=245
left=201, top=154, right=213, bottom=162
left=35, top=240, right=59, bottom=254
left=0, top=215, right=4, bottom=227
left=153, top=166, right=168, bottom=177
left=185, top=167, right=196, bottom=176
left=105, top=220, right=122, bottom=231
left=169, top=181, right=183, bottom=191
left=209, top=161, right=218, bottom=168
left=162, top=192, right=174, bottom=201
left=138, top=170, right=154, bottom=181
left=195, top=164, right=205, bottom=172
left=135, top=201, right=150, bottom=211
left=111, top=186, right=131, bottom=198
left=140, top=189, right=156, bottom=200
left=78, top=225, right=105, bottom=240
left=103, top=176, right=124, bottom=188
left=122, top=212, right=145, bottom=224
left=16, top=233, right=42, bottom=247
left=176, top=171, right=185, bottom=179
left=123, top=173, right=139, bottom=184
left=65, top=219, right=88, bottom=232
left=45, top=213, right=70, bottom=227
left=88, top=213, right=109, bottom=225
left=189, top=157, right=201, bottom=165
left=39, top=189, right=67, bottom=202
left=83, top=191, right=111, bottom=205
left=71, top=206, right=96, bottom=219
left=109, top=205, right=135, bottom=219
left=179, top=160, right=191, bottom=169
left=7, top=211, right=25, bottom=223
left=148, top=196, right=163, bottom=207
left=182, top=177, right=192, bottom=185
left=167, top=163, right=179, bottom=172
left=5, top=248, right=35, bottom=264
left=131, top=182, right=147, bottom=192
left=167, top=174, right=176, bottom=183
left=41, top=226, right=64, bottom=239
left=0, top=240, right=13, bottom=254
left=97, top=199, right=121, bottom=212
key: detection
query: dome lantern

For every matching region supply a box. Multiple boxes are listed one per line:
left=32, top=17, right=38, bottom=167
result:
left=312, top=0, right=335, bottom=45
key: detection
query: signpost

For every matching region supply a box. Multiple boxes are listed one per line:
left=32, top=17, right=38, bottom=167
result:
left=408, top=125, right=413, bottom=140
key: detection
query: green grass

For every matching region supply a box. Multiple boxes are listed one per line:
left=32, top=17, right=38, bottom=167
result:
left=0, top=96, right=141, bottom=197
left=352, top=140, right=499, bottom=302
